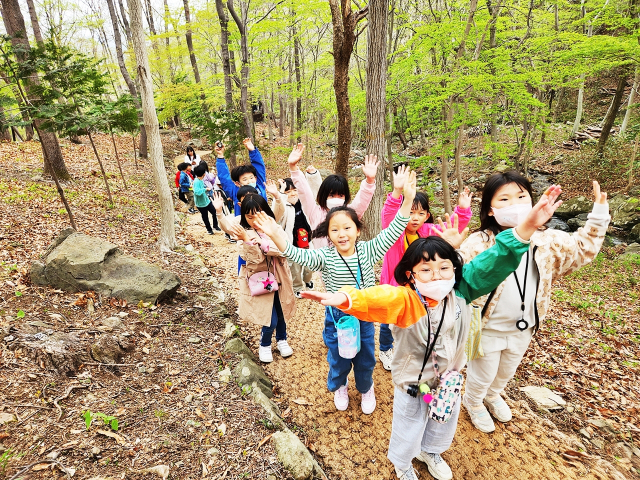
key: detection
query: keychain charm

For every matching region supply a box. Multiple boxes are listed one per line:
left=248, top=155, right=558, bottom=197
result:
left=516, top=319, right=529, bottom=331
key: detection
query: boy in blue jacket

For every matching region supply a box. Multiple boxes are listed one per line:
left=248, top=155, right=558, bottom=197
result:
left=178, top=163, right=196, bottom=214
left=215, top=138, right=267, bottom=215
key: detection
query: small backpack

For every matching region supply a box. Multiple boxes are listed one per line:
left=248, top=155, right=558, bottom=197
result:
left=296, top=228, right=310, bottom=249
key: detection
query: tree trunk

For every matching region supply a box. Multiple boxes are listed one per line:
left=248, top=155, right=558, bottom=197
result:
left=87, top=131, right=114, bottom=203
left=163, top=0, right=175, bottom=82
left=117, top=0, right=132, bottom=46
left=328, top=0, right=368, bottom=176
left=361, top=0, right=389, bottom=240
left=25, top=0, right=44, bottom=45
left=279, top=93, right=285, bottom=137
left=1, top=0, right=70, bottom=180
left=183, top=0, right=201, bottom=84
left=127, top=0, right=176, bottom=252
left=110, top=131, right=128, bottom=189
left=597, top=72, right=627, bottom=154
left=441, top=103, right=453, bottom=214
left=215, top=0, right=236, bottom=166
left=572, top=75, right=586, bottom=137
left=106, top=0, right=147, bottom=158
left=227, top=0, right=252, bottom=139
left=293, top=23, right=303, bottom=143
left=0, top=106, right=12, bottom=141
left=620, top=68, right=639, bottom=135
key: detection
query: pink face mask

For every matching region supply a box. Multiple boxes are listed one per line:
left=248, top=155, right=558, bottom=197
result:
left=491, top=203, right=532, bottom=228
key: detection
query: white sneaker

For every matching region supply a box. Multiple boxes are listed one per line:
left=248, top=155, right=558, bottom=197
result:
left=334, top=383, right=349, bottom=411
left=276, top=340, right=293, bottom=357
left=463, top=394, right=495, bottom=433
left=258, top=345, right=273, bottom=363
left=484, top=395, right=512, bottom=422
left=416, top=452, right=452, bottom=480
left=378, top=348, right=393, bottom=371
left=361, top=383, right=376, bottom=414
left=394, top=465, right=419, bottom=480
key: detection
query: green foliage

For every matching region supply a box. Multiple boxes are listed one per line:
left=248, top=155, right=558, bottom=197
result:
left=82, top=409, right=119, bottom=431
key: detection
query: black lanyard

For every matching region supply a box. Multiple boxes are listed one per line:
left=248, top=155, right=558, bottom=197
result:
left=338, top=246, right=362, bottom=290
left=416, top=296, right=448, bottom=385
left=514, top=250, right=530, bottom=331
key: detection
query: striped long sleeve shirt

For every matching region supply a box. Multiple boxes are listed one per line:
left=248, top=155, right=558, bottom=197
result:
left=283, top=211, right=410, bottom=293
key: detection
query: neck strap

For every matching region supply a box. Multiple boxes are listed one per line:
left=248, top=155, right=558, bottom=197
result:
left=416, top=296, right=448, bottom=385
left=338, top=245, right=362, bottom=289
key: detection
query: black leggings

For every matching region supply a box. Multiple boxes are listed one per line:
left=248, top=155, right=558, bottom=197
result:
left=197, top=202, right=219, bottom=232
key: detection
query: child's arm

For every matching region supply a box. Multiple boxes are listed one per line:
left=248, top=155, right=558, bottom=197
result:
left=301, top=285, right=426, bottom=328
left=212, top=191, right=236, bottom=235
left=179, top=172, right=190, bottom=190
left=348, top=155, right=379, bottom=219
left=252, top=211, right=327, bottom=271
left=244, top=138, right=267, bottom=188
left=288, top=145, right=323, bottom=228
left=214, top=144, right=236, bottom=198
left=305, top=166, right=322, bottom=199
left=381, top=164, right=410, bottom=228
left=362, top=171, right=417, bottom=263
left=547, top=181, right=610, bottom=278
left=193, top=179, right=207, bottom=198
left=265, top=180, right=285, bottom=223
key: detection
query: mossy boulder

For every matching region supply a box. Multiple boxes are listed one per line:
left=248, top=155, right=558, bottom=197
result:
left=554, top=196, right=593, bottom=220
left=610, top=196, right=640, bottom=230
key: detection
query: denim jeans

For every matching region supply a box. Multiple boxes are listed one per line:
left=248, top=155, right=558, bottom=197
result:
left=323, top=306, right=375, bottom=393
left=379, top=323, right=395, bottom=352
left=260, top=291, right=287, bottom=347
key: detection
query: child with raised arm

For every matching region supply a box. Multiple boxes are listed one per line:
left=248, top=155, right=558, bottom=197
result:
left=226, top=194, right=296, bottom=363
left=377, top=165, right=473, bottom=371
left=215, top=138, right=268, bottom=215
left=252, top=170, right=418, bottom=415
left=299, top=186, right=563, bottom=480
left=287, top=143, right=379, bottom=248
left=459, top=173, right=610, bottom=435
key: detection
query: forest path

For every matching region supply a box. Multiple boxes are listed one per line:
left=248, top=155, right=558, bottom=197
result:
left=183, top=213, right=612, bottom=480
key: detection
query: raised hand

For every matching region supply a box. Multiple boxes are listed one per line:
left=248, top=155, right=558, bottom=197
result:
left=265, top=179, right=280, bottom=197
left=593, top=181, right=607, bottom=204
left=214, top=142, right=225, bottom=159
left=516, top=185, right=563, bottom=240
left=392, top=164, right=410, bottom=197
left=432, top=213, right=470, bottom=249
left=228, top=223, right=249, bottom=242
left=300, top=291, right=348, bottom=306
left=403, top=170, right=417, bottom=203
left=362, top=155, right=380, bottom=184
left=212, top=191, right=225, bottom=212
left=288, top=143, right=305, bottom=171
left=306, top=165, right=317, bottom=174
left=458, top=186, right=472, bottom=209
left=252, top=211, right=278, bottom=237
left=242, top=138, right=255, bottom=151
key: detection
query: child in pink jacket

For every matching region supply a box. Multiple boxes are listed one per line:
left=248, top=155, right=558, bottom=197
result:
left=287, top=143, right=379, bottom=249
left=377, top=165, right=473, bottom=371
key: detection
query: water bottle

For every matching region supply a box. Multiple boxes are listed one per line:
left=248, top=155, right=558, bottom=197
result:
left=335, top=314, right=361, bottom=359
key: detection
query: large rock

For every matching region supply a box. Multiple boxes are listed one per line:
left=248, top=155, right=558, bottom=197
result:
left=567, top=213, right=589, bottom=232
left=31, top=230, right=180, bottom=304
left=272, top=430, right=316, bottom=480
left=554, top=196, right=593, bottom=220
left=520, top=386, right=566, bottom=411
left=545, top=217, right=571, bottom=232
left=234, top=357, right=273, bottom=398
left=622, top=243, right=640, bottom=257
left=630, top=223, right=640, bottom=242
left=609, top=195, right=640, bottom=229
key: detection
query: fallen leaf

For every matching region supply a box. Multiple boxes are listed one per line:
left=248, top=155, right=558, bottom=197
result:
left=564, top=449, right=590, bottom=459
left=257, top=433, right=274, bottom=449
left=141, top=331, right=152, bottom=339
left=282, top=407, right=291, bottom=417
left=217, top=423, right=226, bottom=436
left=195, top=408, right=205, bottom=419
left=293, top=398, right=312, bottom=405
left=32, top=463, right=52, bottom=471
left=97, top=429, right=126, bottom=445
left=134, top=465, right=169, bottom=480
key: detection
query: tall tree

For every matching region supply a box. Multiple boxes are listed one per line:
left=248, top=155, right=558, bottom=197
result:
left=183, top=0, right=201, bottom=84
left=106, top=0, right=148, bottom=158
left=597, top=70, right=628, bottom=154
left=327, top=0, right=368, bottom=176
left=215, top=0, right=237, bottom=166
left=25, top=0, right=43, bottom=46
left=0, top=0, right=70, bottom=180
left=227, top=0, right=253, bottom=138
left=361, top=0, right=389, bottom=238
left=127, top=0, right=176, bottom=251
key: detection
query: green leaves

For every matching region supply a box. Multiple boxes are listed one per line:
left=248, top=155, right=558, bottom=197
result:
left=81, top=410, right=119, bottom=432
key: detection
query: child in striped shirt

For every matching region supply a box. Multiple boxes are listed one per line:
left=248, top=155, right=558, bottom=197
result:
left=252, top=169, right=418, bottom=414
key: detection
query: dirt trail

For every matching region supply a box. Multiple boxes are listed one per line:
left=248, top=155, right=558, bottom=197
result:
left=183, top=213, right=620, bottom=480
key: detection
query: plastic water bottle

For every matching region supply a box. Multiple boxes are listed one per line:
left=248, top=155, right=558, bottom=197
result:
left=336, top=315, right=361, bottom=359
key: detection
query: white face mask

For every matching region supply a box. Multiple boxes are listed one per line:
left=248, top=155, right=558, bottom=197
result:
left=413, top=277, right=455, bottom=301
left=491, top=203, right=532, bottom=228
left=287, top=194, right=299, bottom=205
left=325, top=197, right=345, bottom=210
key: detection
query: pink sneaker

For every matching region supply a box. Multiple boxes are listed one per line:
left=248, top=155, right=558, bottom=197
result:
left=334, top=383, right=349, bottom=411
left=361, top=383, right=376, bottom=414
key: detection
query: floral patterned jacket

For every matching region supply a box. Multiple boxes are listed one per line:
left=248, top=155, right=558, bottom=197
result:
left=459, top=202, right=610, bottom=332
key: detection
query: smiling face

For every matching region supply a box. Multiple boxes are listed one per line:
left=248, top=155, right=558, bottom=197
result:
left=406, top=206, right=430, bottom=234
left=328, top=212, right=360, bottom=256
left=406, top=255, right=455, bottom=284
left=489, top=182, right=532, bottom=214
left=238, top=172, right=257, bottom=186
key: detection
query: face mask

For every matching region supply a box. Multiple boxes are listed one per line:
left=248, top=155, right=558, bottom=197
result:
left=491, top=203, right=532, bottom=228
left=247, top=181, right=257, bottom=189
left=413, top=277, right=455, bottom=302
left=325, top=197, right=345, bottom=210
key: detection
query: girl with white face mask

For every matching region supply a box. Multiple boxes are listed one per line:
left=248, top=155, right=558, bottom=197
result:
left=287, top=143, right=380, bottom=249
left=460, top=171, right=610, bottom=436
left=299, top=188, right=563, bottom=480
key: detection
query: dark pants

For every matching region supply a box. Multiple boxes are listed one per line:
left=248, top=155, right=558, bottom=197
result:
left=379, top=323, right=395, bottom=352
left=323, top=306, right=375, bottom=393
left=260, top=292, right=287, bottom=347
left=196, top=202, right=219, bottom=232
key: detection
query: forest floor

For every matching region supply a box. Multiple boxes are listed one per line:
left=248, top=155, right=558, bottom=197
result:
left=0, top=125, right=638, bottom=480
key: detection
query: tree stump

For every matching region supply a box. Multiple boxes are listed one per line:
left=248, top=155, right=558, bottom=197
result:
left=2, top=326, right=132, bottom=376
